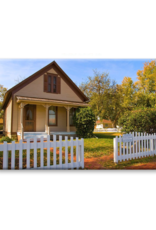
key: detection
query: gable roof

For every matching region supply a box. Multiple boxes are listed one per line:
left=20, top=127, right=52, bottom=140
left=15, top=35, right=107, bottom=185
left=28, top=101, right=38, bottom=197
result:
left=2, top=61, right=89, bottom=109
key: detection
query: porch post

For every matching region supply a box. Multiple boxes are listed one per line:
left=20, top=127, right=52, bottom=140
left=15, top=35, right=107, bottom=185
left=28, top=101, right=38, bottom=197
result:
left=44, top=104, right=49, bottom=133
left=65, top=106, right=71, bottom=132
left=19, top=103, right=25, bottom=140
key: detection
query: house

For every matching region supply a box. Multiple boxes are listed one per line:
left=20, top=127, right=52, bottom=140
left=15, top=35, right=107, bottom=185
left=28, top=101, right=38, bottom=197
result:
left=2, top=61, right=89, bottom=140
left=95, top=119, right=113, bottom=129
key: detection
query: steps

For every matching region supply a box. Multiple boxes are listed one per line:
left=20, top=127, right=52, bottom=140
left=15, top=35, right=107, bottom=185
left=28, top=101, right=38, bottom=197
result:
left=24, top=132, right=48, bottom=140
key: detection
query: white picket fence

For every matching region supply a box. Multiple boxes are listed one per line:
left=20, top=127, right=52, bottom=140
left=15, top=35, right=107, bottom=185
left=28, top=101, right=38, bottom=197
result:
left=0, top=135, right=84, bottom=170
left=114, top=132, right=156, bottom=163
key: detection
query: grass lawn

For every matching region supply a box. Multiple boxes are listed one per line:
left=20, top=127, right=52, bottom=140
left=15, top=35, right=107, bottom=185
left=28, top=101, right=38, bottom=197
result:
left=1, top=132, right=156, bottom=169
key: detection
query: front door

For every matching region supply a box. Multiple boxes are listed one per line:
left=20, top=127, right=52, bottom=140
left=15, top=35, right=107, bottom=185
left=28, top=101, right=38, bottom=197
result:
left=24, top=104, right=36, bottom=132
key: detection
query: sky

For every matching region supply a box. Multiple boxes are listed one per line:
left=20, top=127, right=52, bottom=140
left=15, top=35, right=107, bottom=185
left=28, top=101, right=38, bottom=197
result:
left=0, top=59, right=153, bottom=90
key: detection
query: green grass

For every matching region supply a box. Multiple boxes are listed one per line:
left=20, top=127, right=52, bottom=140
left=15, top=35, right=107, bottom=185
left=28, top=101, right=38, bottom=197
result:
left=84, top=132, right=121, bottom=158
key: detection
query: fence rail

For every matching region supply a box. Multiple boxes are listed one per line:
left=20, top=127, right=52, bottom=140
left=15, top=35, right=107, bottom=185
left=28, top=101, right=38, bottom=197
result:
left=0, top=135, right=84, bottom=170
left=114, top=132, right=156, bottom=163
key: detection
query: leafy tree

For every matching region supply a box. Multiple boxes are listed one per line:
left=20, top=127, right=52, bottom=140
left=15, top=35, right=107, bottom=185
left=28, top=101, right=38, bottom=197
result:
left=79, top=71, right=125, bottom=127
left=73, top=107, right=96, bottom=138
left=135, top=60, right=156, bottom=94
left=134, top=60, right=156, bottom=108
left=0, top=85, right=7, bottom=119
left=121, top=77, right=136, bottom=110
left=118, top=108, right=156, bottom=134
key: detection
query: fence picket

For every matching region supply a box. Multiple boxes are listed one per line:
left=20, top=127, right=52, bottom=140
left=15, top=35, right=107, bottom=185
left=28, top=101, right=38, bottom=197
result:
left=19, top=139, right=23, bottom=169
left=26, top=139, right=30, bottom=169
left=123, top=141, right=125, bottom=161
left=138, top=133, right=140, bottom=158
left=3, top=141, right=8, bottom=169
left=59, top=136, right=62, bottom=169
left=132, top=132, right=134, bottom=159
left=53, top=135, right=56, bottom=168
left=119, top=135, right=122, bottom=162
left=11, top=141, right=15, bottom=169
left=70, top=137, right=74, bottom=169
left=76, top=137, right=79, bottom=169
left=65, top=136, right=68, bottom=169
left=47, top=135, right=50, bottom=168
left=113, top=137, right=118, bottom=163
left=40, top=136, right=44, bottom=168
left=141, top=133, right=144, bottom=157
left=150, top=134, right=153, bottom=156
left=34, top=137, right=37, bottom=169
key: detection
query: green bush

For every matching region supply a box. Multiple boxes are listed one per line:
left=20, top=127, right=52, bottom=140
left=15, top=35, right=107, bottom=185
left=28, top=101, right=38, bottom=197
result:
left=73, top=107, right=96, bottom=138
left=0, top=136, right=14, bottom=143
left=118, top=108, right=156, bottom=134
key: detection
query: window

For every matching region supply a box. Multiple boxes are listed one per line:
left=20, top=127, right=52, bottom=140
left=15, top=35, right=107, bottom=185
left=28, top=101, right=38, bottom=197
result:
left=69, top=108, right=76, bottom=126
left=44, top=74, right=60, bottom=94
left=48, top=75, right=51, bottom=92
left=53, top=76, right=57, bottom=93
left=48, top=106, right=57, bottom=126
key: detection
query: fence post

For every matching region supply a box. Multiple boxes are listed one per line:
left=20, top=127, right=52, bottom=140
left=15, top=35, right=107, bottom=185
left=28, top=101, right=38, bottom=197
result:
left=114, top=137, right=118, bottom=163
left=150, top=134, right=153, bottom=156
left=3, top=141, right=8, bottom=169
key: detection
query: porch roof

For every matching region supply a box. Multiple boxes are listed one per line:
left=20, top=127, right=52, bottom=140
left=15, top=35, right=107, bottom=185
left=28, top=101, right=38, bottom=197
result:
left=16, top=96, right=89, bottom=107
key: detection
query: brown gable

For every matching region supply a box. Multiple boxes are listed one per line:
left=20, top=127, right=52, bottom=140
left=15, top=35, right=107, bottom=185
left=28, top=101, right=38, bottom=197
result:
left=2, top=61, right=89, bottom=109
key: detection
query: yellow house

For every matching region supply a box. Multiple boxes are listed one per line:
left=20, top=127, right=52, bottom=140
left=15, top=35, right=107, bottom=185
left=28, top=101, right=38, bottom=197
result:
left=2, top=61, right=89, bottom=140
left=95, top=119, right=113, bottom=129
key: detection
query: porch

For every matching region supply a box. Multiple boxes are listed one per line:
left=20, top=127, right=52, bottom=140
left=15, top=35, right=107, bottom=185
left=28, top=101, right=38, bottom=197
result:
left=16, top=96, right=88, bottom=140
left=23, top=131, right=76, bottom=141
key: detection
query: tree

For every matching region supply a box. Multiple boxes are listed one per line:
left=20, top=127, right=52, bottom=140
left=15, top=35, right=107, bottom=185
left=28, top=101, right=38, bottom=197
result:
left=121, top=77, right=136, bottom=110
left=134, top=60, right=156, bottom=108
left=0, top=85, right=7, bottom=118
left=135, top=60, right=156, bottom=94
left=79, top=71, right=124, bottom=127
left=118, top=108, right=156, bottom=134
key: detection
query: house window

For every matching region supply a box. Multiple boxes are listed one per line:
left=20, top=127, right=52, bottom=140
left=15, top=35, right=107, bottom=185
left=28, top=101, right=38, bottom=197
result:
left=44, top=74, right=61, bottom=94
left=48, top=75, right=51, bottom=92
left=69, top=108, right=76, bottom=126
left=53, top=76, right=57, bottom=93
left=48, top=106, right=57, bottom=126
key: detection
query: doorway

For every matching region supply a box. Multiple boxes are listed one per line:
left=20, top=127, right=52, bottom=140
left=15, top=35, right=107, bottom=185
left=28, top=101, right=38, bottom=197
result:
left=24, top=104, right=36, bottom=132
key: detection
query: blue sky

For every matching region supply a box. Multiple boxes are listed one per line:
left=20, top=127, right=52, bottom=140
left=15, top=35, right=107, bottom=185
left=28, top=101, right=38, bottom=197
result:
left=0, top=59, right=153, bottom=90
